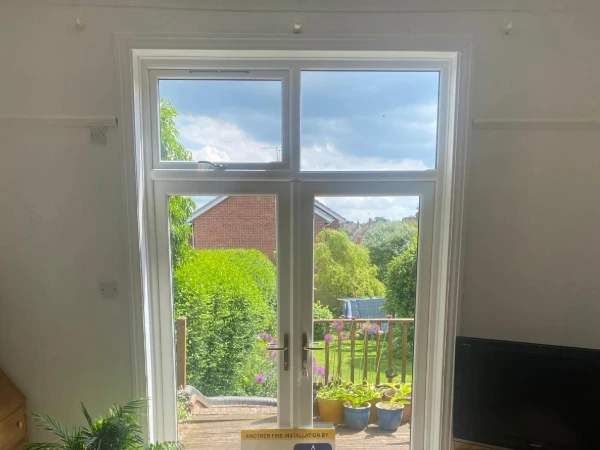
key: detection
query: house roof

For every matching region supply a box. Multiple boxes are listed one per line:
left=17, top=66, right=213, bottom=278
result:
left=187, top=196, right=229, bottom=223
left=187, top=196, right=346, bottom=224
left=314, top=199, right=347, bottom=223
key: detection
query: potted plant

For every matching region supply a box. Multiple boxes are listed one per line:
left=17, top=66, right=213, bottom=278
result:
left=376, top=393, right=410, bottom=432
left=341, top=384, right=377, bottom=430
left=316, top=382, right=347, bottom=425
left=26, top=399, right=178, bottom=450
left=382, top=383, right=412, bottom=423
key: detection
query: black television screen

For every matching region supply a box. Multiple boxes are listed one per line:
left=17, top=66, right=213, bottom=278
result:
left=453, top=337, right=600, bottom=450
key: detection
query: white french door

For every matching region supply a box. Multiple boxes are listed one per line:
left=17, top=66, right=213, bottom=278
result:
left=149, top=178, right=435, bottom=446
left=150, top=180, right=293, bottom=430
left=130, top=47, right=465, bottom=450
left=294, top=181, right=435, bottom=447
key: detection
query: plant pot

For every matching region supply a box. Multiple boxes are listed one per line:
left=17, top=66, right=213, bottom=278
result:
left=317, top=398, right=345, bottom=425
left=400, top=396, right=412, bottom=423
left=383, top=390, right=411, bottom=423
left=376, top=402, right=404, bottom=432
left=313, top=383, right=323, bottom=417
left=343, top=402, right=371, bottom=430
left=368, top=397, right=382, bottom=424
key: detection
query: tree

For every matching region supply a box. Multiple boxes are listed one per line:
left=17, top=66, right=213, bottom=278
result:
left=363, top=220, right=417, bottom=281
left=314, top=229, right=385, bottom=309
left=160, top=98, right=192, bottom=161
left=385, top=234, right=418, bottom=319
left=385, top=235, right=418, bottom=359
left=160, top=98, right=196, bottom=268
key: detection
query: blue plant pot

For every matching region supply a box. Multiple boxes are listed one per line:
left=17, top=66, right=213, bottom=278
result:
left=376, top=403, right=404, bottom=432
left=343, top=402, right=371, bottom=430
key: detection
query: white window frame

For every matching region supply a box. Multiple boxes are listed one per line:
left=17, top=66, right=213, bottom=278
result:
left=150, top=67, right=291, bottom=170
left=116, top=37, right=471, bottom=450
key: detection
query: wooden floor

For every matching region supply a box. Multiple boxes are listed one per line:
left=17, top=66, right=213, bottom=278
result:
left=179, top=406, right=411, bottom=450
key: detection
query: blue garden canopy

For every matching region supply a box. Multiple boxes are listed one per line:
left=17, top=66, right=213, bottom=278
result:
left=338, top=297, right=392, bottom=332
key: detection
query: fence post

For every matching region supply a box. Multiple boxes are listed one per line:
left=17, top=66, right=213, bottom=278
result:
left=375, top=326, right=382, bottom=385
left=350, top=319, right=357, bottom=383
left=362, top=324, right=369, bottom=382
left=387, top=316, right=394, bottom=383
left=401, top=322, right=408, bottom=384
left=176, top=317, right=187, bottom=388
left=337, top=327, right=343, bottom=380
left=324, top=323, right=330, bottom=383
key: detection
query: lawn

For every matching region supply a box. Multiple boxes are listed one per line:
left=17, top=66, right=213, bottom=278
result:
left=312, top=339, right=413, bottom=385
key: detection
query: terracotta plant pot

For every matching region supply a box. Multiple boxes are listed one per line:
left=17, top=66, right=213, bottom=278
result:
left=401, top=400, right=412, bottom=423
left=368, top=397, right=382, bottom=424
left=317, top=398, right=345, bottom=425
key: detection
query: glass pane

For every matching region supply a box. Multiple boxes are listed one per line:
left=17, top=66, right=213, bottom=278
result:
left=159, top=79, right=282, bottom=163
left=170, top=195, right=278, bottom=448
left=312, top=196, right=419, bottom=448
left=301, top=71, right=439, bottom=171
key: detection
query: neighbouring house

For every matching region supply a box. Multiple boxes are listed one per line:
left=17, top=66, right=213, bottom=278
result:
left=341, top=218, right=375, bottom=244
left=187, top=196, right=346, bottom=262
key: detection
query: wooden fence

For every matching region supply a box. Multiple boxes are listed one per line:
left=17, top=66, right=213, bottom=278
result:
left=314, top=318, right=414, bottom=385
left=175, top=316, right=414, bottom=388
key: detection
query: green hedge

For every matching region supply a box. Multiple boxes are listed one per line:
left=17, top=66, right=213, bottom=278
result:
left=173, top=249, right=276, bottom=396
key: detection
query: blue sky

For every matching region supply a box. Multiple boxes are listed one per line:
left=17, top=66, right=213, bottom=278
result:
left=163, top=71, right=435, bottom=219
left=160, top=70, right=439, bottom=170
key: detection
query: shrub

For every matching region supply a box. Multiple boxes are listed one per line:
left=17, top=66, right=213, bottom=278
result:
left=314, top=302, right=334, bottom=340
left=173, top=249, right=277, bottom=396
left=235, top=337, right=278, bottom=397
left=177, top=389, right=193, bottom=422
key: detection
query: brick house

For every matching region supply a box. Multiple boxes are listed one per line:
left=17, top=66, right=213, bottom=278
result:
left=187, top=196, right=346, bottom=262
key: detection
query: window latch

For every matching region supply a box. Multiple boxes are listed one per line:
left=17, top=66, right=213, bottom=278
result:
left=197, top=160, right=228, bottom=170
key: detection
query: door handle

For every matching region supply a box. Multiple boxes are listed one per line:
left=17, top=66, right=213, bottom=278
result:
left=302, top=332, right=324, bottom=377
left=267, top=333, right=289, bottom=371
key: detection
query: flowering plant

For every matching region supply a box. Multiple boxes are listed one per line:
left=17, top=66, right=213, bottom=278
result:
left=342, top=382, right=381, bottom=408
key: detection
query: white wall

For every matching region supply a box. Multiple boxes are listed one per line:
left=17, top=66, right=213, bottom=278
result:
left=1, top=0, right=599, bottom=440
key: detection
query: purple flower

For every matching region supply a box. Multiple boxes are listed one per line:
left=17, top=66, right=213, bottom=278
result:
left=313, top=365, right=325, bottom=377
left=332, top=320, right=344, bottom=331
left=368, top=324, right=381, bottom=334
left=259, top=333, right=273, bottom=343
left=269, top=351, right=278, bottom=359
left=254, top=374, right=266, bottom=384
left=324, top=334, right=334, bottom=343
left=339, top=331, right=350, bottom=341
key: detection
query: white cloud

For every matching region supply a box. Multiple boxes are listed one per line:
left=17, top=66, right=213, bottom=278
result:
left=301, top=142, right=430, bottom=171
left=317, top=196, right=419, bottom=222
left=178, top=114, right=278, bottom=163
left=177, top=114, right=432, bottom=173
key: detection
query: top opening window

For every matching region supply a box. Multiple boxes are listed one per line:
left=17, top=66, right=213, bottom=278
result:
left=300, top=71, right=439, bottom=171
left=157, top=72, right=285, bottom=166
